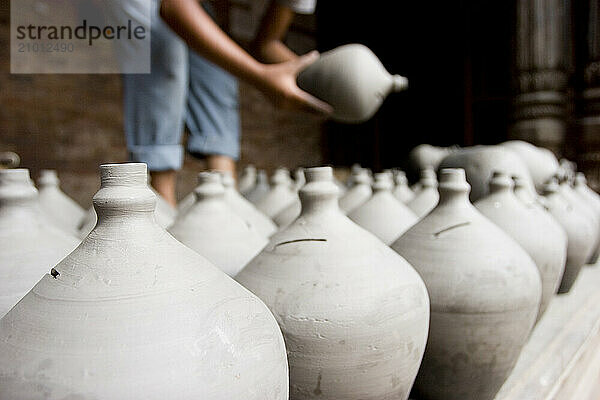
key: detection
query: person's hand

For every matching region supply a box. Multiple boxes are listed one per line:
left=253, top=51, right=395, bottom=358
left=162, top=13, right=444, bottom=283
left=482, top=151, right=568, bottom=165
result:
left=255, top=51, right=333, bottom=115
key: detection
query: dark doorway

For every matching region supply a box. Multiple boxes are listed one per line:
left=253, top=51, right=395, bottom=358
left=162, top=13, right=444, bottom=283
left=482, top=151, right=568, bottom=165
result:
left=316, top=1, right=516, bottom=174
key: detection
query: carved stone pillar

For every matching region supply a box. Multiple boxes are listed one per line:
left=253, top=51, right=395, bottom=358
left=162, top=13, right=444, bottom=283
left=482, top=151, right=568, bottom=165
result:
left=510, top=0, right=572, bottom=154
left=577, top=0, right=600, bottom=187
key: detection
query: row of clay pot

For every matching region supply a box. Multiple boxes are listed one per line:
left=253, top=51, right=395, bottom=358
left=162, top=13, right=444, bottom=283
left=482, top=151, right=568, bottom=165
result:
left=1, top=149, right=599, bottom=399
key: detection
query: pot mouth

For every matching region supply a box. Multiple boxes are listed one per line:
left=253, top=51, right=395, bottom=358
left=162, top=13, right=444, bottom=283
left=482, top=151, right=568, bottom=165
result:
left=439, top=168, right=470, bottom=192
left=304, top=166, right=332, bottom=183
left=100, top=163, right=147, bottom=188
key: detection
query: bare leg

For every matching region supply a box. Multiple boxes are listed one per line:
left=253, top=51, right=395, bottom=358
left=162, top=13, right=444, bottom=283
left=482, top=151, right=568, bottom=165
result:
left=206, top=155, right=236, bottom=178
left=150, top=170, right=177, bottom=207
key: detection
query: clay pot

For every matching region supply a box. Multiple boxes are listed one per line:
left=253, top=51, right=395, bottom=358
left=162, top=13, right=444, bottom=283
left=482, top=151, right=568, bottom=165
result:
left=391, top=168, right=541, bottom=400
left=407, top=168, right=439, bottom=218
left=500, top=140, right=559, bottom=193
left=348, top=172, right=418, bottom=245
left=542, top=179, right=595, bottom=293
left=0, top=169, right=79, bottom=316
left=255, top=168, right=297, bottom=219
left=474, top=171, right=566, bottom=320
left=169, top=172, right=268, bottom=276
left=236, top=166, right=429, bottom=400
left=221, top=171, right=277, bottom=237
left=297, top=44, right=408, bottom=124
left=78, top=183, right=176, bottom=238
left=37, top=169, right=86, bottom=234
left=0, top=163, right=288, bottom=399
left=239, top=164, right=257, bottom=196
left=393, top=170, right=415, bottom=203
left=574, top=173, right=600, bottom=263
left=177, top=190, right=196, bottom=215
left=339, top=168, right=372, bottom=214
left=245, top=170, right=271, bottom=204
left=438, top=145, right=534, bottom=201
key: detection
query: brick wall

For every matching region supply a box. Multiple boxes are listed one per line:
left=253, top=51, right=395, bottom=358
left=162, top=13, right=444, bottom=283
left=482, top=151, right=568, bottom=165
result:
left=0, top=0, right=324, bottom=206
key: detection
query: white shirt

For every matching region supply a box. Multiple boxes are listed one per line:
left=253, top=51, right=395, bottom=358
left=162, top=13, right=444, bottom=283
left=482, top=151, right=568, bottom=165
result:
left=277, top=0, right=317, bottom=14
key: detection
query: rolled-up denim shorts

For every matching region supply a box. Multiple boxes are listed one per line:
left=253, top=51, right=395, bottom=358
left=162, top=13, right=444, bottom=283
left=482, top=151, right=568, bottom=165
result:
left=121, top=0, right=240, bottom=171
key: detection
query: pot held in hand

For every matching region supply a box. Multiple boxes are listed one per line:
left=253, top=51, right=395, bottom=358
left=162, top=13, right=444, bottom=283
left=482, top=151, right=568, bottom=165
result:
left=298, top=44, right=408, bottom=124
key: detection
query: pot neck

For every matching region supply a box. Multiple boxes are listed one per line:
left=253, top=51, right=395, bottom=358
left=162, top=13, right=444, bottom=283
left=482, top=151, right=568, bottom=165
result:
left=394, top=170, right=408, bottom=187
left=271, top=168, right=292, bottom=188
left=419, top=168, right=438, bottom=189
left=93, top=163, right=157, bottom=226
left=574, top=172, right=586, bottom=188
left=488, top=171, right=514, bottom=197
left=0, top=169, right=39, bottom=211
left=194, top=172, right=225, bottom=201
left=373, top=172, right=393, bottom=193
left=437, top=168, right=471, bottom=207
left=299, top=167, right=340, bottom=216
left=38, top=169, right=60, bottom=189
left=350, top=169, right=371, bottom=187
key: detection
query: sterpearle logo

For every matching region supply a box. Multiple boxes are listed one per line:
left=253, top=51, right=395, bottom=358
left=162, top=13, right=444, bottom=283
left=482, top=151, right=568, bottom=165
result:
left=11, top=0, right=151, bottom=74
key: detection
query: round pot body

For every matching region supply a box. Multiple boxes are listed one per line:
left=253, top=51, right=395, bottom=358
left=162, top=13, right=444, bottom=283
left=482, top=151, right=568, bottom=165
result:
left=255, top=169, right=296, bottom=218
left=0, top=163, right=288, bottom=399
left=221, top=172, right=277, bottom=237
left=474, top=172, right=566, bottom=320
left=438, top=145, right=534, bottom=201
left=169, top=172, right=268, bottom=276
left=407, top=169, right=439, bottom=218
left=37, top=170, right=86, bottom=234
left=236, top=167, right=430, bottom=400
left=557, top=179, right=600, bottom=265
left=297, top=44, right=408, bottom=123
left=392, top=168, right=541, bottom=400
left=574, top=173, right=600, bottom=263
left=0, top=169, right=79, bottom=316
left=500, top=140, right=559, bottom=193
left=542, top=180, right=596, bottom=293
left=348, top=173, right=418, bottom=244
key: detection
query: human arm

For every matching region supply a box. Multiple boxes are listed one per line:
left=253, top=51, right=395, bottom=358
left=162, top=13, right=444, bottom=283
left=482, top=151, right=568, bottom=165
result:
left=252, top=1, right=297, bottom=63
left=160, top=0, right=331, bottom=114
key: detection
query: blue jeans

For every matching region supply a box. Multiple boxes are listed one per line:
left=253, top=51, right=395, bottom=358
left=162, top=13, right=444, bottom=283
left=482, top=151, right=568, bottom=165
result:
left=122, top=1, right=240, bottom=171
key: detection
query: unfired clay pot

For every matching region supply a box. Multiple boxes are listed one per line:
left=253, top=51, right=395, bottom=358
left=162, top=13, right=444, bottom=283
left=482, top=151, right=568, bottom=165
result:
left=542, top=179, right=596, bottom=293
left=221, top=171, right=277, bottom=237
left=438, top=145, right=534, bottom=201
left=393, top=170, right=415, bottom=203
left=169, top=172, right=268, bottom=276
left=574, top=173, right=600, bottom=263
left=500, top=140, right=559, bottom=193
left=246, top=170, right=271, bottom=204
left=238, top=164, right=257, bottom=196
left=348, top=172, right=418, bottom=245
left=297, top=44, right=408, bottom=124
left=236, top=167, right=429, bottom=400
left=474, top=171, right=566, bottom=320
left=37, top=169, right=86, bottom=234
left=0, top=163, right=288, bottom=399
left=407, top=168, right=439, bottom=218
left=255, top=168, right=297, bottom=219
left=392, top=168, right=541, bottom=400
left=177, top=190, right=196, bottom=215
left=0, top=169, right=79, bottom=317
left=273, top=197, right=301, bottom=229
left=339, top=168, right=372, bottom=214
left=0, top=152, right=20, bottom=169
